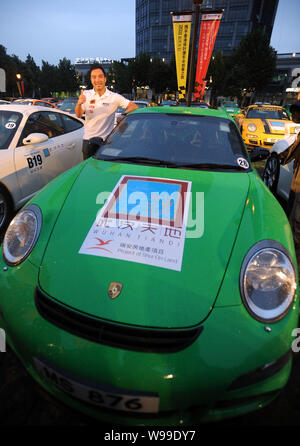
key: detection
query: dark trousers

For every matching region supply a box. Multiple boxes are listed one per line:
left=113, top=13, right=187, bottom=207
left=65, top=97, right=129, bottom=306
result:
left=82, top=138, right=103, bottom=160
left=288, top=190, right=300, bottom=271
left=288, top=191, right=300, bottom=248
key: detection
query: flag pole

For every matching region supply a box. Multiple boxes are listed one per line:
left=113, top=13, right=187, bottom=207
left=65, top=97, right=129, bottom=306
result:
left=186, top=0, right=203, bottom=107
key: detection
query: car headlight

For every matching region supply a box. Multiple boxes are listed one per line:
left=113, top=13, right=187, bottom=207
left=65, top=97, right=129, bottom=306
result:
left=240, top=241, right=297, bottom=323
left=3, top=205, right=42, bottom=266
left=247, top=123, right=257, bottom=132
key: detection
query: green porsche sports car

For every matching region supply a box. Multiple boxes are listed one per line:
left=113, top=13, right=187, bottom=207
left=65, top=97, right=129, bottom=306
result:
left=0, top=106, right=298, bottom=425
left=219, top=101, right=242, bottom=118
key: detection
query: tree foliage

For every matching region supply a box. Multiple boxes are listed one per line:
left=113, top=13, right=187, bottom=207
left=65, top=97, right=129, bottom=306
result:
left=0, top=46, right=80, bottom=97
left=207, top=29, right=277, bottom=105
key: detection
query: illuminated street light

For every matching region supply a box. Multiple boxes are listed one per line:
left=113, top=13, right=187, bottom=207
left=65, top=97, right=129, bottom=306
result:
left=16, top=73, right=23, bottom=97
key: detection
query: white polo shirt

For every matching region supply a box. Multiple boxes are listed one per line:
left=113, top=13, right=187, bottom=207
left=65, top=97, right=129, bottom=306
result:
left=81, top=88, right=130, bottom=140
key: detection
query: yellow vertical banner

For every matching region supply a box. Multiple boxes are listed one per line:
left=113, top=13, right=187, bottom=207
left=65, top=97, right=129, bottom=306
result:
left=172, top=13, right=192, bottom=100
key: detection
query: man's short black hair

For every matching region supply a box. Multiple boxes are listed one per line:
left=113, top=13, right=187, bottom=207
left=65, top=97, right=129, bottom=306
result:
left=89, top=63, right=106, bottom=78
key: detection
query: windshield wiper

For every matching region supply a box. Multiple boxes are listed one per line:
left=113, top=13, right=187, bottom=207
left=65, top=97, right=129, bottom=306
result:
left=97, top=157, right=248, bottom=171
left=174, top=163, right=247, bottom=170
left=98, top=156, right=178, bottom=167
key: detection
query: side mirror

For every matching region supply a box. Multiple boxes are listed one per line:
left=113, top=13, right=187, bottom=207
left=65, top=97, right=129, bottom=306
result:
left=23, top=133, right=49, bottom=145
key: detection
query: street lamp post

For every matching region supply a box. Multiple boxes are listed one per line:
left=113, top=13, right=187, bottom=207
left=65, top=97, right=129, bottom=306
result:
left=186, top=0, right=203, bottom=106
left=16, top=73, right=23, bottom=98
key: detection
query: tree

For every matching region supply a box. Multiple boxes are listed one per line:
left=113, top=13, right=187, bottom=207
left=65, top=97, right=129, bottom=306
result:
left=206, top=51, right=227, bottom=106
left=112, top=60, right=132, bottom=94
left=230, top=29, right=277, bottom=105
left=24, top=54, right=41, bottom=97
left=56, top=58, right=79, bottom=94
left=40, top=61, right=59, bottom=97
left=132, top=53, right=152, bottom=88
left=149, top=57, right=173, bottom=95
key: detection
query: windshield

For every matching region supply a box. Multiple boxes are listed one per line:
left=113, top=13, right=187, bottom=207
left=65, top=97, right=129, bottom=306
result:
left=246, top=108, right=289, bottom=120
left=223, top=102, right=239, bottom=108
left=95, top=113, right=249, bottom=170
left=13, top=100, right=32, bottom=105
left=60, top=102, right=76, bottom=113
left=0, top=110, right=22, bottom=149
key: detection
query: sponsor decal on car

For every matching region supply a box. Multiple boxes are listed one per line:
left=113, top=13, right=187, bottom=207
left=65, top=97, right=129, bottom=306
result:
left=79, top=175, right=191, bottom=271
left=267, top=120, right=286, bottom=132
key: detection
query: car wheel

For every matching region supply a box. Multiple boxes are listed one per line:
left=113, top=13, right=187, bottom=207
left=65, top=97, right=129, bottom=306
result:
left=0, top=187, right=12, bottom=232
left=263, top=154, right=280, bottom=194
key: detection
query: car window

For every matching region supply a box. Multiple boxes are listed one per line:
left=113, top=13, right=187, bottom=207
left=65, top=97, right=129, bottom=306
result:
left=35, top=101, right=53, bottom=108
left=17, top=111, right=65, bottom=146
left=96, top=113, right=249, bottom=170
left=60, top=114, right=84, bottom=133
left=59, top=102, right=76, bottom=113
left=0, top=110, right=23, bottom=149
left=223, top=103, right=238, bottom=107
left=246, top=108, right=289, bottom=120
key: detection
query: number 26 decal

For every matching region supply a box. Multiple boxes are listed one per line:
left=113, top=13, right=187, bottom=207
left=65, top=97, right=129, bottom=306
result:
left=27, top=154, right=43, bottom=169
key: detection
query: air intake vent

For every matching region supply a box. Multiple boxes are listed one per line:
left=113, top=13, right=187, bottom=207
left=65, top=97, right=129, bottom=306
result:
left=35, top=288, right=203, bottom=353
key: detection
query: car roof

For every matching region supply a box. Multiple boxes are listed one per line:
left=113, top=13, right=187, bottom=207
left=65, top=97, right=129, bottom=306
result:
left=248, top=104, right=282, bottom=109
left=131, top=105, right=230, bottom=119
left=0, top=103, right=82, bottom=119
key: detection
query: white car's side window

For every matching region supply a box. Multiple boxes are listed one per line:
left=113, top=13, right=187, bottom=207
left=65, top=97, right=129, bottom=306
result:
left=0, top=110, right=22, bottom=149
left=17, top=112, right=65, bottom=147
left=60, top=114, right=84, bottom=133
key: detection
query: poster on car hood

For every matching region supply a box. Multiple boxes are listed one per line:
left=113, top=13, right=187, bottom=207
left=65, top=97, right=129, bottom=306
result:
left=79, top=175, right=191, bottom=271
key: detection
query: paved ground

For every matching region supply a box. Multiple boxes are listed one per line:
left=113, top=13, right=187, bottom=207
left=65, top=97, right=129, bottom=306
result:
left=1, top=159, right=300, bottom=426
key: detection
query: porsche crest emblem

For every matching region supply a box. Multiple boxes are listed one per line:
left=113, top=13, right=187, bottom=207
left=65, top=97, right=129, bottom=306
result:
left=108, top=282, right=123, bottom=299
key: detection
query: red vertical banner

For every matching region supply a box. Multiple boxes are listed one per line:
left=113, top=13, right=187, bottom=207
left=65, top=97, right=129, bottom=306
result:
left=194, top=11, right=223, bottom=100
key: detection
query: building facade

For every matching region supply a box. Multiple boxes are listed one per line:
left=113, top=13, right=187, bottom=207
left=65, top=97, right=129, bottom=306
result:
left=136, top=0, right=279, bottom=61
left=257, top=52, right=300, bottom=105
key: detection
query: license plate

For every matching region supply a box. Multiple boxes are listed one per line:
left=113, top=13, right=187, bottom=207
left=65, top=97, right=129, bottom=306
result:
left=34, top=358, right=160, bottom=413
left=266, top=138, right=278, bottom=143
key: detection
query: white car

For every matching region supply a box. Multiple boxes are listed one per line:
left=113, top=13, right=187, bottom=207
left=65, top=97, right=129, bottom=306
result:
left=0, top=104, right=84, bottom=230
left=263, top=123, right=300, bottom=200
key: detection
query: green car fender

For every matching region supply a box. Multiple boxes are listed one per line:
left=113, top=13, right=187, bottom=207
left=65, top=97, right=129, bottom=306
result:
left=25, top=161, right=87, bottom=268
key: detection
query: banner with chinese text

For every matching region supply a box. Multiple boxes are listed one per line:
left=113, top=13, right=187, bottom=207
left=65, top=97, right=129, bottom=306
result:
left=194, top=11, right=223, bottom=100
left=172, top=14, right=192, bottom=100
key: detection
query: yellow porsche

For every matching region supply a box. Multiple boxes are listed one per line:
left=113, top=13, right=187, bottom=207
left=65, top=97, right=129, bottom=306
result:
left=235, top=104, right=296, bottom=158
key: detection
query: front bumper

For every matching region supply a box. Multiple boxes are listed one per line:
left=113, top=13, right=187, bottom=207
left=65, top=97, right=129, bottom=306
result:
left=0, top=258, right=297, bottom=425
left=243, top=134, right=285, bottom=153
left=246, top=146, right=270, bottom=161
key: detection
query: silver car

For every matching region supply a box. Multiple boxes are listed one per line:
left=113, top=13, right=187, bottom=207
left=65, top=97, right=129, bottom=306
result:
left=0, top=104, right=84, bottom=230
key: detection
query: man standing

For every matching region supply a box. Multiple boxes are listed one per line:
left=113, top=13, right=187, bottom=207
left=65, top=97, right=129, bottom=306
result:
left=280, top=101, right=300, bottom=256
left=75, top=63, right=138, bottom=159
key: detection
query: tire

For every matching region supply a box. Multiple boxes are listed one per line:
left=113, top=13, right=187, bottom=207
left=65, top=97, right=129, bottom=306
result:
left=0, top=187, right=12, bottom=233
left=263, top=154, right=280, bottom=194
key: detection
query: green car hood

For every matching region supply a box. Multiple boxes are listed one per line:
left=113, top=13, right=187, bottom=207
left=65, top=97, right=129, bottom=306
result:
left=39, top=159, right=250, bottom=328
